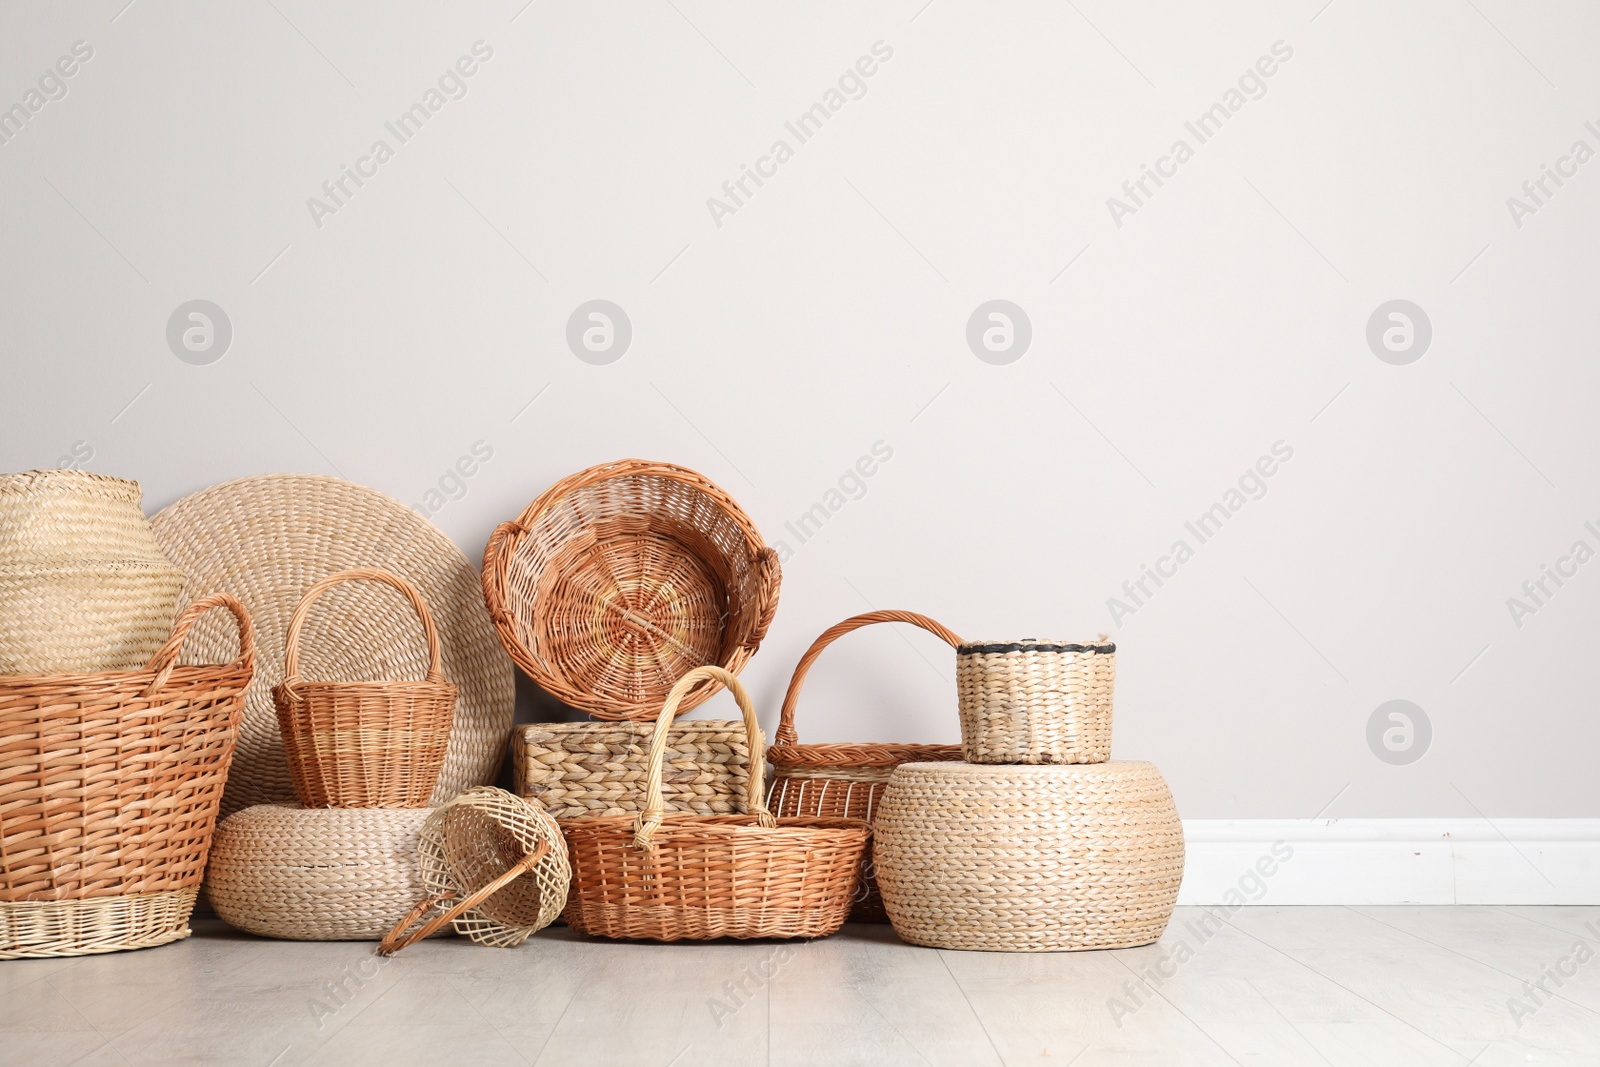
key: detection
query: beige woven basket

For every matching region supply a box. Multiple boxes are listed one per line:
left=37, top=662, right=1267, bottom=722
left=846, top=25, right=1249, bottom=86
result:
left=0, top=469, right=184, bottom=674
left=512, top=720, right=753, bottom=820
left=956, top=637, right=1115, bottom=764
left=206, top=805, right=444, bottom=941
left=874, top=760, right=1183, bottom=952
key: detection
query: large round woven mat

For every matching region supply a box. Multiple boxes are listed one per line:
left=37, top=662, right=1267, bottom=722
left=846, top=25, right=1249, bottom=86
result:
left=151, top=474, right=513, bottom=816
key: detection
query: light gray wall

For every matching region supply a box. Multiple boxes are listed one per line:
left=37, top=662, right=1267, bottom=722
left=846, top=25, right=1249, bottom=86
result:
left=3, top=1, right=1595, bottom=819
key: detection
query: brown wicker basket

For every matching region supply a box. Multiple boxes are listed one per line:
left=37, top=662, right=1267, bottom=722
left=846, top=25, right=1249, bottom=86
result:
left=0, top=593, right=254, bottom=958
left=765, top=610, right=966, bottom=922
left=957, top=637, right=1115, bottom=764
left=482, top=460, right=780, bottom=721
left=562, top=666, right=870, bottom=942
left=273, top=569, right=458, bottom=809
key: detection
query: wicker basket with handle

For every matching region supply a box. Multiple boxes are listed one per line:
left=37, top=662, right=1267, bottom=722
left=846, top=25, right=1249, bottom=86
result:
left=957, top=637, right=1115, bottom=764
left=765, top=610, right=966, bottom=922
left=273, top=569, right=458, bottom=809
left=0, top=593, right=254, bottom=958
left=562, top=666, right=870, bottom=942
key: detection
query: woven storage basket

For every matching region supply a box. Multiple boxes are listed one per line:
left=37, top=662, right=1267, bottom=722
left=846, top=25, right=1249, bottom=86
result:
left=766, top=610, right=966, bottom=922
left=206, top=805, right=443, bottom=941
left=563, top=666, right=870, bottom=942
left=874, top=761, right=1183, bottom=952
left=482, top=460, right=780, bottom=721
left=274, top=569, right=458, bottom=808
left=0, top=469, right=184, bottom=674
left=0, top=593, right=254, bottom=958
left=512, top=720, right=751, bottom=820
left=380, top=787, right=570, bottom=954
left=957, top=637, right=1116, bottom=764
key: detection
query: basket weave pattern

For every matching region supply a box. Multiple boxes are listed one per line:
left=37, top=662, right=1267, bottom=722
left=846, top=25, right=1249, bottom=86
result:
left=273, top=569, right=458, bottom=808
left=874, top=761, right=1184, bottom=952
left=0, top=593, right=254, bottom=958
left=956, top=638, right=1115, bottom=764
left=563, top=666, right=870, bottom=941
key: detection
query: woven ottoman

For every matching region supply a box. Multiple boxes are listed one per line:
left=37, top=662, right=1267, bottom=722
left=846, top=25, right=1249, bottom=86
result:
left=874, top=761, right=1184, bottom=951
left=205, top=805, right=443, bottom=941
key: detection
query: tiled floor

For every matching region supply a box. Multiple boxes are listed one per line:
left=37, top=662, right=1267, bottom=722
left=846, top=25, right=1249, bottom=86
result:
left=3, top=907, right=1598, bottom=1065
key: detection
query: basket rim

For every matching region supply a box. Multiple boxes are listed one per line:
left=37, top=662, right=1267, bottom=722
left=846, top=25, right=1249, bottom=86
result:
left=561, top=811, right=869, bottom=837
left=958, top=639, right=1115, bottom=655
left=766, top=741, right=962, bottom=769
left=272, top=679, right=459, bottom=698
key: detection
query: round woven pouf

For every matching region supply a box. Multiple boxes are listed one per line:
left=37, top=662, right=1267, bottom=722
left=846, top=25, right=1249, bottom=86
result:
left=874, top=761, right=1184, bottom=952
left=206, top=805, right=445, bottom=941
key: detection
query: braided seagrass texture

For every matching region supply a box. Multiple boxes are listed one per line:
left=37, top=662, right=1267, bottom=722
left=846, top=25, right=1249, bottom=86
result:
left=151, top=474, right=513, bottom=816
left=206, top=805, right=441, bottom=941
left=874, top=760, right=1184, bottom=952
left=0, top=469, right=184, bottom=674
left=956, top=637, right=1116, bottom=764
left=563, top=666, right=870, bottom=942
left=765, top=609, right=966, bottom=922
left=0, top=593, right=254, bottom=957
left=482, top=460, right=780, bottom=721
left=274, top=569, right=458, bottom=808
left=512, top=720, right=751, bottom=820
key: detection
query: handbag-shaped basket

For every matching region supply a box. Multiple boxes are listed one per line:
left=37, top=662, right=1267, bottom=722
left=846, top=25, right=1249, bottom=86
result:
left=957, top=636, right=1115, bottom=764
left=273, top=569, right=458, bottom=808
left=765, top=610, right=966, bottom=922
left=563, top=665, right=870, bottom=942
left=0, top=593, right=254, bottom=958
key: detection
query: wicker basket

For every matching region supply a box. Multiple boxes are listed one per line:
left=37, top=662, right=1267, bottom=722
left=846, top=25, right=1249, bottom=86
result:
left=874, top=761, right=1183, bottom=952
left=482, top=460, right=780, bottom=721
left=206, top=805, right=444, bottom=941
left=0, top=469, right=184, bottom=674
left=563, top=666, right=870, bottom=942
left=512, top=720, right=752, bottom=820
left=957, top=637, right=1115, bottom=764
left=273, top=569, right=458, bottom=808
left=0, top=593, right=254, bottom=958
left=766, top=610, right=966, bottom=922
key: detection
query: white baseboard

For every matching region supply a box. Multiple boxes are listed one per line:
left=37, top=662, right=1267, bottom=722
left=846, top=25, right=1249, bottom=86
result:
left=1178, top=819, right=1600, bottom=905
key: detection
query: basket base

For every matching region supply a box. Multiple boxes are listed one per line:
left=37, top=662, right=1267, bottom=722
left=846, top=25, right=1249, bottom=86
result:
left=0, top=888, right=197, bottom=959
left=564, top=902, right=851, bottom=942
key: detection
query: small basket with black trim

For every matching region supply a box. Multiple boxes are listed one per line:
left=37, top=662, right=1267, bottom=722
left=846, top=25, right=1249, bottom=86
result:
left=956, top=636, right=1115, bottom=764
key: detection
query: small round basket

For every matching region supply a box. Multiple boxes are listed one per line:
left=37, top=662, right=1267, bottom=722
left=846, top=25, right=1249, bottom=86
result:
left=482, top=460, right=780, bottom=721
left=273, top=569, right=458, bottom=808
left=874, top=760, right=1183, bottom=952
left=956, top=637, right=1115, bottom=764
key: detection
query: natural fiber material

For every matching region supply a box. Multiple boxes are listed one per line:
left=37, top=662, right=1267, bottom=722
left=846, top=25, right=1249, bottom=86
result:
left=765, top=610, right=966, bottom=922
left=0, top=469, right=184, bottom=674
left=0, top=593, right=254, bottom=958
left=206, top=805, right=442, bottom=941
left=957, top=637, right=1116, bottom=764
left=150, top=474, right=514, bottom=816
left=274, top=569, right=458, bottom=808
left=564, top=666, right=869, bottom=942
left=380, top=787, right=570, bottom=954
left=874, top=761, right=1184, bottom=952
left=482, top=460, right=780, bottom=721
left=512, top=720, right=751, bottom=820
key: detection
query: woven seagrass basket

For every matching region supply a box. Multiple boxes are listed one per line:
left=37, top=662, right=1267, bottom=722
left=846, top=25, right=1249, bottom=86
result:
left=0, top=593, right=254, bottom=958
left=765, top=610, right=966, bottom=922
left=206, top=805, right=443, bottom=941
left=957, top=637, right=1115, bottom=764
left=512, top=720, right=752, bottom=820
left=563, top=666, right=870, bottom=942
left=0, top=469, right=184, bottom=674
left=273, top=569, right=458, bottom=808
left=482, top=460, right=780, bottom=721
left=874, top=760, right=1184, bottom=952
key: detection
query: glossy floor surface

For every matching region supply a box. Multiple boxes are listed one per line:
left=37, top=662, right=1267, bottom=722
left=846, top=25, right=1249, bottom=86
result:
left=2, top=907, right=1597, bottom=1065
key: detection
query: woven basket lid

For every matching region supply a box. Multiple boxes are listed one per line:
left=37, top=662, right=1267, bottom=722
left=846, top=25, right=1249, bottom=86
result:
left=151, top=473, right=513, bottom=817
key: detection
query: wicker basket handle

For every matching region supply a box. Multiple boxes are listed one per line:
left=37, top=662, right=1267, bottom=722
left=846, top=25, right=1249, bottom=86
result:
left=633, top=665, right=775, bottom=849
left=772, top=610, right=963, bottom=748
left=282, top=569, right=445, bottom=690
left=377, top=836, right=552, bottom=956
left=142, top=592, right=256, bottom=697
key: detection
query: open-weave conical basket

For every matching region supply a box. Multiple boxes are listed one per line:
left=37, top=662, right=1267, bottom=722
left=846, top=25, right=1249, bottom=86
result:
left=874, top=760, right=1184, bottom=952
